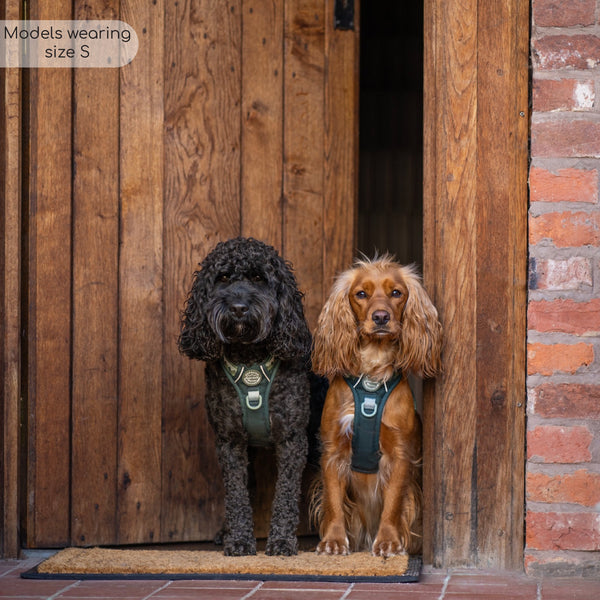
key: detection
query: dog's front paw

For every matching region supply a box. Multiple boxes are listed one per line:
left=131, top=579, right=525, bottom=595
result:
left=372, top=523, right=408, bottom=557
left=316, top=522, right=349, bottom=555
left=265, top=536, right=298, bottom=556
left=372, top=537, right=406, bottom=558
left=316, top=536, right=350, bottom=555
left=223, top=535, right=257, bottom=556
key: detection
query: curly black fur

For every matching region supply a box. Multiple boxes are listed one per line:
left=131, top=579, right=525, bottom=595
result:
left=178, top=237, right=312, bottom=556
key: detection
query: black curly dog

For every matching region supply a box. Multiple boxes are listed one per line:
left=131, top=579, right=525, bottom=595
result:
left=178, top=237, right=312, bottom=556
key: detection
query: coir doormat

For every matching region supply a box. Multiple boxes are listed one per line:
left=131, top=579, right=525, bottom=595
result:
left=22, top=547, right=421, bottom=583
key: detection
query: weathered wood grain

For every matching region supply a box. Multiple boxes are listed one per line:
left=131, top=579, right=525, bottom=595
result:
left=323, top=0, right=358, bottom=290
left=117, top=0, right=164, bottom=545
left=70, top=0, right=120, bottom=547
left=0, top=0, right=21, bottom=558
left=241, top=0, right=284, bottom=248
left=24, top=0, right=73, bottom=548
left=239, top=0, right=284, bottom=538
left=283, top=0, right=326, bottom=328
left=162, top=0, right=241, bottom=542
left=475, top=0, right=528, bottom=568
left=424, top=0, right=478, bottom=567
left=423, top=0, right=528, bottom=569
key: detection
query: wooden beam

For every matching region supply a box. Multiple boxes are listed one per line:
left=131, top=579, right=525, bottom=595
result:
left=323, top=0, right=359, bottom=292
left=70, top=0, right=120, bottom=548
left=24, top=0, right=73, bottom=548
left=1, top=0, right=21, bottom=559
left=117, top=0, right=165, bottom=545
left=423, top=0, right=529, bottom=569
left=283, top=0, right=326, bottom=328
left=161, top=0, right=241, bottom=542
left=241, top=0, right=284, bottom=248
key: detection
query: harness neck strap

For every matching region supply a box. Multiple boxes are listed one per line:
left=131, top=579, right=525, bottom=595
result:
left=221, top=355, right=280, bottom=447
left=344, top=372, right=403, bottom=474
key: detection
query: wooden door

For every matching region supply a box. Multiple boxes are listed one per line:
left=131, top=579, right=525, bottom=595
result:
left=22, top=0, right=358, bottom=548
left=4, top=0, right=529, bottom=571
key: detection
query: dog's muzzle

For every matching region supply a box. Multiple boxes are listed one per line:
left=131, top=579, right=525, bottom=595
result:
left=208, top=283, right=277, bottom=344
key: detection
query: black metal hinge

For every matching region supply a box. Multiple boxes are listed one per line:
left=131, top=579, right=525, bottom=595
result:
left=334, top=0, right=354, bottom=31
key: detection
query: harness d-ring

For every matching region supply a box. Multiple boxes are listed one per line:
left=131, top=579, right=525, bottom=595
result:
left=361, top=397, right=378, bottom=418
left=246, top=390, right=263, bottom=410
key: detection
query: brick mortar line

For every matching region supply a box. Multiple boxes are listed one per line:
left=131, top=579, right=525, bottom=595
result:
left=532, top=26, right=600, bottom=37
left=527, top=412, right=600, bottom=425
left=529, top=203, right=600, bottom=215
left=533, top=70, right=600, bottom=80
left=527, top=462, right=600, bottom=475
left=526, top=501, right=600, bottom=513
left=529, top=246, right=600, bottom=258
left=530, top=156, right=600, bottom=167
left=529, top=294, right=598, bottom=305
left=532, top=111, right=600, bottom=123
left=437, top=572, right=451, bottom=600
left=527, top=329, right=600, bottom=341
left=527, top=375, right=600, bottom=387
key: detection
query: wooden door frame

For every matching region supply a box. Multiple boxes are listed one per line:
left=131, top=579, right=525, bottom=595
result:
left=3, top=0, right=529, bottom=567
left=1, top=0, right=21, bottom=559
left=422, top=0, right=529, bottom=569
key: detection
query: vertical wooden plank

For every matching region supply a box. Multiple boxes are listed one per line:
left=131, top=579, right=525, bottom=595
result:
left=422, top=0, right=438, bottom=566
left=283, top=0, right=325, bottom=327
left=509, top=1, right=529, bottom=570
left=239, top=0, right=283, bottom=539
left=241, top=0, right=284, bottom=248
left=0, top=0, right=21, bottom=558
left=162, top=0, right=241, bottom=542
left=70, top=0, right=119, bottom=546
left=25, top=0, right=73, bottom=548
left=423, top=0, right=528, bottom=569
left=118, top=0, right=164, bottom=545
left=323, top=0, right=358, bottom=289
left=423, top=0, right=478, bottom=567
left=475, top=0, right=528, bottom=569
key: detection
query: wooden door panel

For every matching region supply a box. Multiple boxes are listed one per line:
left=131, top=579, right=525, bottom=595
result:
left=24, top=0, right=73, bottom=549
left=70, top=0, right=120, bottom=549
left=241, top=0, right=284, bottom=247
left=23, top=0, right=358, bottom=548
left=161, top=0, right=242, bottom=542
left=1, top=0, right=22, bottom=558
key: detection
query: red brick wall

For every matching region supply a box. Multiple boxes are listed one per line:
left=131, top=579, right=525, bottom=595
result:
left=528, top=0, right=600, bottom=577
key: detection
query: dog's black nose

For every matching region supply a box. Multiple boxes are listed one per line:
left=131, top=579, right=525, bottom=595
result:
left=230, top=303, right=249, bottom=318
left=372, top=310, right=390, bottom=326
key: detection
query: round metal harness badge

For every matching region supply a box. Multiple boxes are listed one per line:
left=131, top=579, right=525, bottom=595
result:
left=242, top=369, right=262, bottom=387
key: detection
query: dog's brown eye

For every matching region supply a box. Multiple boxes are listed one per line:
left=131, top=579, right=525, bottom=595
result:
left=218, top=274, right=230, bottom=283
left=391, top=289, right=403, bottom=298
left=356, top=290, right=367, bottom=300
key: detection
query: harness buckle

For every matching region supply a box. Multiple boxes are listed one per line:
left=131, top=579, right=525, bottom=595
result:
left=246, top=390, right=263, bottom=410
left=361, top=396, right=378, bottom=418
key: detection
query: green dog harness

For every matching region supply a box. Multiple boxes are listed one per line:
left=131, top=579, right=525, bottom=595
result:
left=344, top=372, right=403, bottom=474
left=221, top=355, right=280, bottom=447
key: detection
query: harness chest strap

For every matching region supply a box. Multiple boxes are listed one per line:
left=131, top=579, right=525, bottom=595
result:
left=221, top=355, right=280, bottom=447
left=344, top=372, right=404, bottom=474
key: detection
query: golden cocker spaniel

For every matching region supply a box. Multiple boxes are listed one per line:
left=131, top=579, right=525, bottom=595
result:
left=311, top=255, right=442, bottom=557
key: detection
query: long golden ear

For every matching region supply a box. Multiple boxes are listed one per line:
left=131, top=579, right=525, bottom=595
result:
left=396, top=265, right=443, bottom=378
left=311, top=270, right=360, bottom=378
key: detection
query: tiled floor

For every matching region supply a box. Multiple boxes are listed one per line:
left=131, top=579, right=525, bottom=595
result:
left=1, top=555, right=599, bottom=599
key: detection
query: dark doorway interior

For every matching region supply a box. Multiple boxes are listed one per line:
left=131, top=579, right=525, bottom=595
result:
left=358, top=2, right=424, bottom=268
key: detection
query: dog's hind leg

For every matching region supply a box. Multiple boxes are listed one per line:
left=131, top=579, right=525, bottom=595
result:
left=216, top=440, right=257, bottom=556
left=265, top=432, right=308, bottom=555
